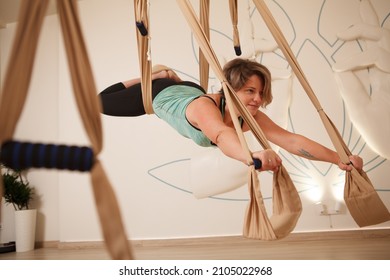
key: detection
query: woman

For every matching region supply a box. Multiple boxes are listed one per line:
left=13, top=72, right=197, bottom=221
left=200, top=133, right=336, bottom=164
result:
left=99, top=58, right=363, bottom=172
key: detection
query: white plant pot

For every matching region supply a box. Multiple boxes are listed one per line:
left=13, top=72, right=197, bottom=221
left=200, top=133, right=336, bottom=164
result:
left=15, top=209, right=37, bottom=253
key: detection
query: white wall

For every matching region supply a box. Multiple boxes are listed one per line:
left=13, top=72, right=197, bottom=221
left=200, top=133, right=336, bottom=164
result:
left=1, top=0, right=390, bottom=244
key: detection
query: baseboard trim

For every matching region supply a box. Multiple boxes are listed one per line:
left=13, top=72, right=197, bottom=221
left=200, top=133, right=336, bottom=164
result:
left=35, top=240, right=60, bottom=249
left=38, top=228, right=390, bottom=250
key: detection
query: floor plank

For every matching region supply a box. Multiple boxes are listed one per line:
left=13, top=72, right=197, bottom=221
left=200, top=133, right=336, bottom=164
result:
left=1, top=230, right=390, bottom=260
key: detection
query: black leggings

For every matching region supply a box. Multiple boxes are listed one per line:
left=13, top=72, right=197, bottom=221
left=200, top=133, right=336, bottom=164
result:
left=98, top=78, right=205, bottom=116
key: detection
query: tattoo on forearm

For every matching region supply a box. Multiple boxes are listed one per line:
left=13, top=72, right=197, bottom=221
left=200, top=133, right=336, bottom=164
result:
left=298, top=149, right=317, bottom=160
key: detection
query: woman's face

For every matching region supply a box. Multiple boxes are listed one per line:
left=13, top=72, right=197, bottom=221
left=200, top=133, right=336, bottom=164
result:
left=235, top=75, right=264, bottom=116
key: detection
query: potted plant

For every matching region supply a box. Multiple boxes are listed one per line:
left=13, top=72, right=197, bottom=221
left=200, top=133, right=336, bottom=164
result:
left=1, top=165, right=36, bottom=252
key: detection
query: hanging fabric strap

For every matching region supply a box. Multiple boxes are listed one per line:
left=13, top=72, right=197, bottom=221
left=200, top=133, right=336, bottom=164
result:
left=199, top=0, right=210, bottom=90
left=0, top=0, right=133, bottom=259
left=229, top=0, right=242, bottom=56
left=0, top=0, right=50, bottom=217
left=134, top=0, right=153, bottom=114
left=251, top=0, right=389, bottom=226
left=58, top=0, right=134, bottom=258
left=134, top=0, right=148, bottom=36
left=176, top=0, right=302, bottom=240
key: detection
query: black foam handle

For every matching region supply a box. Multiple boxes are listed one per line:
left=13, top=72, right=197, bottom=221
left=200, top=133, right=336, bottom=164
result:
left=136, top=21, right=148, bottom=36
left=253, top=158, right=262, bottom=170
left=234, top=46, right=242, bottom=56
left=0, top=140, right=94, bottom=172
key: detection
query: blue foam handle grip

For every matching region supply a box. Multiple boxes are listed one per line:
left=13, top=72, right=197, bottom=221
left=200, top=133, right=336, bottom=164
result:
left=136, top=21, right=148, bottom=36
left=0, top=140, right=94, bottom=172
left=253, top=158, right=262, bottom=170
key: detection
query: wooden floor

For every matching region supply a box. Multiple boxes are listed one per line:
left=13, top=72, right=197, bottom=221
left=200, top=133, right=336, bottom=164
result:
left=1, top=229, right=390, bottom=260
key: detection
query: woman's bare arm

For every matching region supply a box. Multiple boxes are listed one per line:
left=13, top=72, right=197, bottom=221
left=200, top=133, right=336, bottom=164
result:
left=254, top=111, right=363, bottom=170
left=186, top=97, right=281, bottom=171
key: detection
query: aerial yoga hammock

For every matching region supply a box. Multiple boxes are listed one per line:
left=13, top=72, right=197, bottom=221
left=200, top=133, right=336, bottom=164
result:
left=183, top=0, right=390, bottom=228
left=1, top=0, right=388, bottom=260
left=250, top=0, right=389, bottom=227
left=0, top=0, right=133, bottom=259
left=134, top=0, right=302, bottom=240
left=134, top=0, right=389, bottom=240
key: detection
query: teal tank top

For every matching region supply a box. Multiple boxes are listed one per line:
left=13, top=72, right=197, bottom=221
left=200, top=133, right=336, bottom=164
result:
left=152, top=85, right=243, bottom=147
left=152, top=85, right=213, bottom=147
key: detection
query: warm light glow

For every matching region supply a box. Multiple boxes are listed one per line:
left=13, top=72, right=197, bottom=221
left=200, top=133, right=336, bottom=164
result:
left=302, top=180, right=324, bottom=202
left=332, top=181, right=345, bottom=201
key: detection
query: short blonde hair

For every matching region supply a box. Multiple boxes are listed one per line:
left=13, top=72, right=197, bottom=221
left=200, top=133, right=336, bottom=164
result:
left=222, top=58, right=273, bottom=108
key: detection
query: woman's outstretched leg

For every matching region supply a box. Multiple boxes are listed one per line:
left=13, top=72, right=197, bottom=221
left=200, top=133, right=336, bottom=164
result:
left=99, top=82, right=145, bottom=116
left=98, top=70, right=181, bottom=117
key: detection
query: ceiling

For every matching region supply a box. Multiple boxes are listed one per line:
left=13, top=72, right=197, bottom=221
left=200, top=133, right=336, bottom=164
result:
left=0, top=0, right=58, bottom=28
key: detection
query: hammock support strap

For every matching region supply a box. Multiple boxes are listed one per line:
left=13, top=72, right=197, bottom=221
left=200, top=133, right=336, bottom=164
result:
left=251, top=0, right=389, bottom=227
left=134, top=0, right=153, bottom=114
left=0, top=0, right=133, bottom=259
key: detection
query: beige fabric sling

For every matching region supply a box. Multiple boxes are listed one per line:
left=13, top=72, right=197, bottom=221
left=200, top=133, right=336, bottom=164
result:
left=134, top=0, right=210, bottom=111
left=229, top=0, right=241, bottom=55
left=199, top=0, right=210, bottom=91
left=176, top=0, right=302, bottom=240
left=252, top=0, right=389, bottom=226
left=0, top=0, right=49, bottom=217
left=0, top=0, right=133, bottom=259
left=134, top=0, right=153, bottom=114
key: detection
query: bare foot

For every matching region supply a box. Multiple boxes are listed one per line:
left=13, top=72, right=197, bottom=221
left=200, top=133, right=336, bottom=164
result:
left=152, top=65, right=182, bottom=82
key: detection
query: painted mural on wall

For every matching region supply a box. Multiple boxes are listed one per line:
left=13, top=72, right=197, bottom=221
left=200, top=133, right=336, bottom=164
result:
left=333, top=0, right=390, bottom=159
